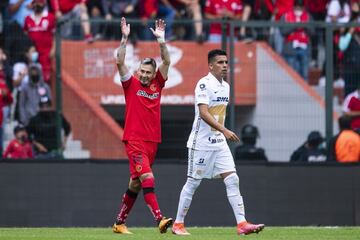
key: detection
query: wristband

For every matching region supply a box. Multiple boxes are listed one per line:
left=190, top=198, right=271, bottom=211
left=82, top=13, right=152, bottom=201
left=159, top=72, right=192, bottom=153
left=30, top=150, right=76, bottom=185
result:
left=157, top=36, right=165, bottom=44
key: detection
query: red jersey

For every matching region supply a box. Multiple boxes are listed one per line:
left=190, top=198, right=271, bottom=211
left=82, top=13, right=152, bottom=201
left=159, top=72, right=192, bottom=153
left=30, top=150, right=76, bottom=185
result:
left=122, top=71, right=166, bottom=143
left=24, top=11, right=55, bottom=82
left=284, top=10, right=310, bottom=44
left=343, top=91, right=360, bottom=130
left=264, top=0, right=294, bottom=20
left=139, top=0, right=158, bottom=19
left=204, top=0, right=243, bottom=35
left=3, top=139, right=33, bottom=159
left=50, top=0, right=86, bottom=14
left=0, top=81, right=13, bottom=125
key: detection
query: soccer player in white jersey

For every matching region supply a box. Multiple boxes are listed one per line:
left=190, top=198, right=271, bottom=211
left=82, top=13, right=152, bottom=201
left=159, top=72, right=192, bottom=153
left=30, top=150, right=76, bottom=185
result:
left=172, top=49, right=265, bottom=236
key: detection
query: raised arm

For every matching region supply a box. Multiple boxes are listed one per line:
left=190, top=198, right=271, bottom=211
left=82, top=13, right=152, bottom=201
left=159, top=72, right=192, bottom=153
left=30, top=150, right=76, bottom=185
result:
left=150, top=19, right=170, bottom=80
left=115, top=17, right=130, bottom=80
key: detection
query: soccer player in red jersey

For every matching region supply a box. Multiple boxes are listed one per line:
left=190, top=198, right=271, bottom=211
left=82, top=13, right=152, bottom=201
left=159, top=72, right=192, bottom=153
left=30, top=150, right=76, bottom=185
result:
left=112, top=17, right=173, bottom=235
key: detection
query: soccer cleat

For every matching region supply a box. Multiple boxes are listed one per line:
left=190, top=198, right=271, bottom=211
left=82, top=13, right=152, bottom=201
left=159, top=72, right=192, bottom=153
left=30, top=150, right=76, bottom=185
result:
left=112, top=223, right=133, bottom=234
left=172, top=222, right=191, bottom=235
left=158, top=217, right=173, bottom=234
left=237, top=221, right=265, bottom=235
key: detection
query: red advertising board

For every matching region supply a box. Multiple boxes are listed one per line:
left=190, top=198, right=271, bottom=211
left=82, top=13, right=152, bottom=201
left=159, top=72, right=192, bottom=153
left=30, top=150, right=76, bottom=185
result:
left=62, top=41, right=256, bottom=105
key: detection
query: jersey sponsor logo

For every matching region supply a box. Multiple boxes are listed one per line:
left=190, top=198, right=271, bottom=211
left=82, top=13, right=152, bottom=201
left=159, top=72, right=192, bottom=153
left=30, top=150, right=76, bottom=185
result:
left=213, top=96, right=229, bottom=102
left=208, top=137, right=225, bottom=144
left=136, top=90, right=159, bottom=100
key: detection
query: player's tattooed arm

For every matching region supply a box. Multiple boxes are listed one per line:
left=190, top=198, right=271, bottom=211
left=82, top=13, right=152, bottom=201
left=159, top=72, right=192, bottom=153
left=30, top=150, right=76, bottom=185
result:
left=158, top=43, right=170, bottom=79
left=151, top=19, right=170, bottom=79
left=116, top=17, right=130, bottom=78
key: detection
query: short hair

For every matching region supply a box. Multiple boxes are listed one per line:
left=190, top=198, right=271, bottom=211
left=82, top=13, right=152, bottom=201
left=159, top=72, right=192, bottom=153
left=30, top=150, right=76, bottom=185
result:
left=294, top=0, right=304, bottom=7
left=208, top=49, right=227, bottom=63
left=141, top=57, right=157, bottom=71
left=338, top=115, right=352, bottom=130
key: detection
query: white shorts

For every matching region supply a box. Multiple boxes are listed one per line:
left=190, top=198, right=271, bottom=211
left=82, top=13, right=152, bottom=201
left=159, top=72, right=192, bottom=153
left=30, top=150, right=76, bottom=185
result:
left=187, top=145, right=236, bottom=179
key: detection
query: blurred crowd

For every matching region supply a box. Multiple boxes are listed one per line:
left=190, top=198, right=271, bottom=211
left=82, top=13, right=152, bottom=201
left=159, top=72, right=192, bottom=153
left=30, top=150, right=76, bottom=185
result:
left=0, top=0, right=359, bottom=160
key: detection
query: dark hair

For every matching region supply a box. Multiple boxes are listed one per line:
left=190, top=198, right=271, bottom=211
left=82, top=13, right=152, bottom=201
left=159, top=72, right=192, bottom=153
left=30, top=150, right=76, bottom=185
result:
left=241, top=124, right=259, bottom=145
left=339, top=115, right=352, bottom=130
left=294, top=0, right=304, bottom=7
left=307, top=131, right=324, bottom=147
left=208, top=49, right=227, bottom=63
left=141, top=58, right=156, bottom=71
left=14, top=124, right=26, bottom=135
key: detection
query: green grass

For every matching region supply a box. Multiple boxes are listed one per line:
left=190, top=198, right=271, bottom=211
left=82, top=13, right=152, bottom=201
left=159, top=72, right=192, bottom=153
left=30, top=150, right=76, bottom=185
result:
left=0, top=227, right=359, bottom=240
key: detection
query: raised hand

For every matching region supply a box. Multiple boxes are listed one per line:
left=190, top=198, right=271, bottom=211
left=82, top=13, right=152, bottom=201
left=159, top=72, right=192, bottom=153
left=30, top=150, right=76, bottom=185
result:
left=150, top=19, right=166, bottom=41
left=121, top=17, right=130, bottom=38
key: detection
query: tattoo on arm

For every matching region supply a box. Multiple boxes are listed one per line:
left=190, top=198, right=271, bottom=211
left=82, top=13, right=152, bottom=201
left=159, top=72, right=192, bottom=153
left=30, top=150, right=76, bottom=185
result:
left=117, top=39, right=127, bottom=65
left=160, top=43, right=170, bottom=66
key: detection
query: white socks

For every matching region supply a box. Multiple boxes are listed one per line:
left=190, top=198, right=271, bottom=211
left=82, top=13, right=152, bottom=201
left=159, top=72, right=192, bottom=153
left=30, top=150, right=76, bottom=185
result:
left=224, top=173, right=246, bottom=224
left=175, top=177, right=201, bottom=223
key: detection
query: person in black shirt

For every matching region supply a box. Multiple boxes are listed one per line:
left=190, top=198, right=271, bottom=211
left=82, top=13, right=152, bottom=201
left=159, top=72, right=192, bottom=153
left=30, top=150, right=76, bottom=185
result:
left=26, top=96, right=71, bottom=159
left=235, top=124, right=268, bottom=161
left=290, top=130, right=326, bottom=162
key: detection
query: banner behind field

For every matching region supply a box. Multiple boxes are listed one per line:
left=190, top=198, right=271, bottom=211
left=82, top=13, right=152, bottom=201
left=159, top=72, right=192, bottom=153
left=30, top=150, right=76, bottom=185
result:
left=62, top=41, right=256, bottom=105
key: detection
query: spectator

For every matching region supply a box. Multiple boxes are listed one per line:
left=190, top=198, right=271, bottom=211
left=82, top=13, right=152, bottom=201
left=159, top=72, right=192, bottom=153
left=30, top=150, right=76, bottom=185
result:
left=339, top=0, right=360, bottom=96
left=3, top=124, right=33, bottom=159
left=137, top=0, right=176, bottom=40
left=235, top=124, right=268, bottom=161
left=239, top=0, right=254, bottom=40
left=101, top=0, right=139, bottom=43
left=19, top=64, right=51, bottom=126
left=281, top=0, right=313, bottom=80
left=50, top=0, right=94, bottom=42
left=3, top=21, right=33, bottom=65
left=8, top=0, right=33, bottom=27
left=306, top=0, right=328, bottom=68
left=204, top=0, right=243, bottom=43
left=86, top=0, right=103, bottom=39
left=24, top=0, right=56, bottom=83
left=11, top=45, right=41, bottom=122
left=342, top=83, right=360, bottom=131
left=0, top=53, right=13, bottom=155
left=290, top=130, right=327, bottom=162
left=328, top=115, right=360, bottom=162
left=0, top=47, right=13, bottom=91
left=27, top=95, right=71, bottom=159
left=0, top=0, right=8, bottom=46
left=326, top=0, right=351, bottom=23
left=265, top=0, right=294, bottom=54
left=169, top=0, right=204, bottom=42
left=138, top=0, right=158, bottom=40
left=323, top=0, right=351, bottom=84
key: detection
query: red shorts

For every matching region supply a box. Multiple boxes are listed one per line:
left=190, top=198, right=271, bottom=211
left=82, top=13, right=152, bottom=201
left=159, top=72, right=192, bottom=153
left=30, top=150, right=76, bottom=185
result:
left=125, top=140, right=158, bottom=179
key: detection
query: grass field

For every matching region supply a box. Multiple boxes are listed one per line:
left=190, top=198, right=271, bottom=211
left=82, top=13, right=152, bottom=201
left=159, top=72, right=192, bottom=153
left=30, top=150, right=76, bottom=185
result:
left=1, top=227, right=360, bottom=240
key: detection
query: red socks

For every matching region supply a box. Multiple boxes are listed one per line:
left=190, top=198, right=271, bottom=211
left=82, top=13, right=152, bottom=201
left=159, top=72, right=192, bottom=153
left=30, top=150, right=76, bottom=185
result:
left=142, top=177, right=163, bottom=222
left=116, top=189, right=138, bottom=224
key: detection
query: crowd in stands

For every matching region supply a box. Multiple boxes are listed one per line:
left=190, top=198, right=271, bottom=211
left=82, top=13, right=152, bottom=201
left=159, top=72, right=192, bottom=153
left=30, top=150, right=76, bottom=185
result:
left=0, top=0, right=359, bottom=160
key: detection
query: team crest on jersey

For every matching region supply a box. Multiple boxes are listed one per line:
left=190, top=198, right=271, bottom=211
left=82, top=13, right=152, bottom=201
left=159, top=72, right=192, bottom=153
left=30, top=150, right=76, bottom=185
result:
left=42, top=19, right=49, bottom=29
left=150, top=83, right=157, bottom=91
left=199, top=83, right=206, bottom=91
left=136, top=165, right=143, bottom=172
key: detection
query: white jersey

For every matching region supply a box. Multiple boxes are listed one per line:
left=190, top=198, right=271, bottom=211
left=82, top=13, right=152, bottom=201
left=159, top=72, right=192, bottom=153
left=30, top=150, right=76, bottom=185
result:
left=187, top=72, right=229, bottom=151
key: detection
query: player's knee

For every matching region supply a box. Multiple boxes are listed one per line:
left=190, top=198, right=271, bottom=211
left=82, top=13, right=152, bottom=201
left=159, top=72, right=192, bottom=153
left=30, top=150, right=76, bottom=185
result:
left=129, top=179, right=141, bottom=192
left=184, top=177, right=201, bottom=194
left=224, top=173, right=239, bottom=187
left=141, top=177, right=155, bottom=195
